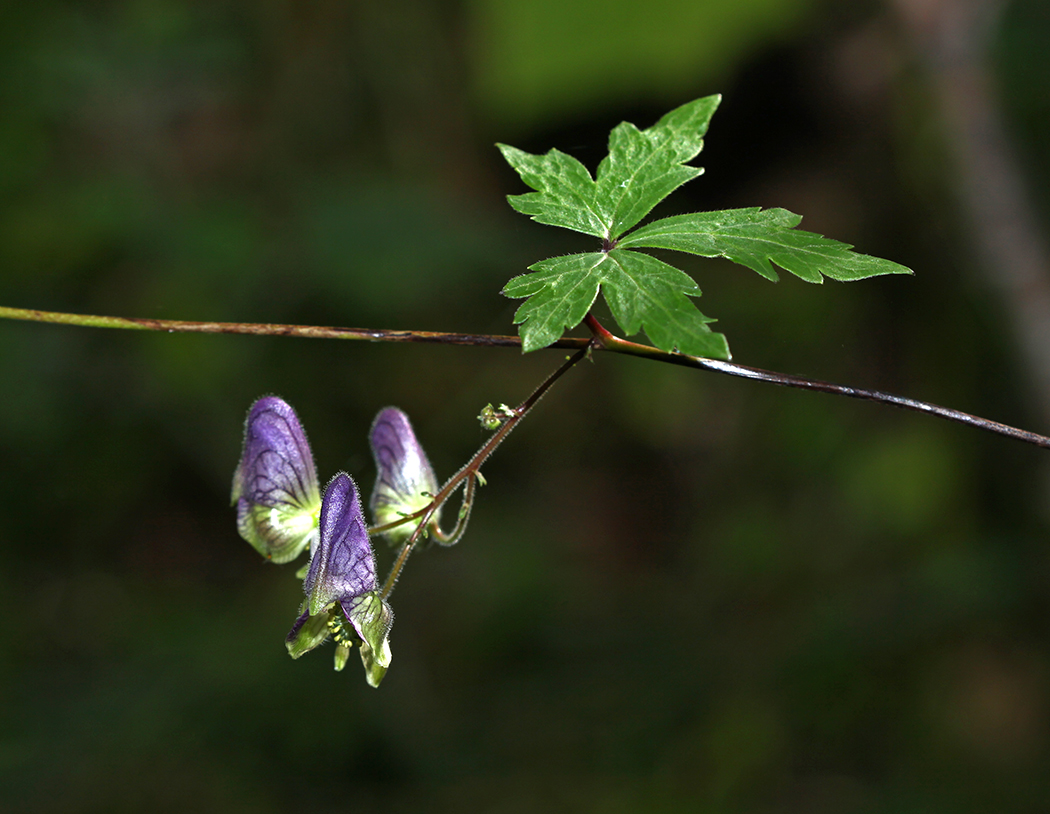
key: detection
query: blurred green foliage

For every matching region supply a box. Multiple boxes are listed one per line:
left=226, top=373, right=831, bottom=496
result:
left=470, top=0, right=815, bottom=129
left=2, top=1, right=1050, bottom=812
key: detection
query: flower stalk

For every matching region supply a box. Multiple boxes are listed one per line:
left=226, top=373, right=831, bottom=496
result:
left=377, top=343, right=594, bottom=599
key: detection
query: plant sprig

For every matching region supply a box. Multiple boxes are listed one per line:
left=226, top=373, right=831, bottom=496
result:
left=498, top=95, right=912, bottom=359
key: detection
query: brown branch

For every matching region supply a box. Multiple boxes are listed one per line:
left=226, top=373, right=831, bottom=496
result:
left=3, top=303, right=1049, bottom=449
left=0, top=305, right=586, bottom=348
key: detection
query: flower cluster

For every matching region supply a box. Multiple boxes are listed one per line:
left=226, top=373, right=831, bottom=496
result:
left=232, top=396, right=439, bottom=687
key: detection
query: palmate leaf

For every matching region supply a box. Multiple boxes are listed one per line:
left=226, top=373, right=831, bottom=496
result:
left=498, top=96, right=911, bottom=359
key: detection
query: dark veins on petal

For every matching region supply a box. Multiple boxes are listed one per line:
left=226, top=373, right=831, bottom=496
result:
left=371, top=410, right=415, bottom=503
left=306, top=473, right=377, bottom=608
left=239, top=398, right=318, bottom=509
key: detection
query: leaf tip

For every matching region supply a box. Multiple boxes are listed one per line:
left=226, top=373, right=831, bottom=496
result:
left=519, top=333, right=548, bottom=354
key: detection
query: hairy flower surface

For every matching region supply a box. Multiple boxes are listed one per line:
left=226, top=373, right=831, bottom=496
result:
left=287, top=472, right=393, bottom=687
left=369, top=407, right=439, bottom=546
left=232, top=396, right=321, bottom=563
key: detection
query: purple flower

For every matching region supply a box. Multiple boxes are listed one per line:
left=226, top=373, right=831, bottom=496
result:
left=369, top=407, right=440, bottom=546
left=231, top=397, right=321, bottom=564
left=286, top=473, right=393, bottom=687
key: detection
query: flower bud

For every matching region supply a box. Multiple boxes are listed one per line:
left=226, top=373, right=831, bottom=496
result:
left=286, top=473, right=393, bottom=687
left=232, top=397, right=321, bottom=564
left=369, top=407, right=440, bottom=546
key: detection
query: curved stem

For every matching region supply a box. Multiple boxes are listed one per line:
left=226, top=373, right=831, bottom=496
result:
left=588, top=319, right=1050, bottom=449
left=3, top=303, right=1048, bottom=448
left=431, top=473, right=476, bottom=546
left=366, top=471, right=474, bottom=560
left=379, top=344, right=593, bottom=598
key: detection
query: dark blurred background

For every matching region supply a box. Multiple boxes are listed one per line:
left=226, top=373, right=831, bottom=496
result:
left=3, top=0, right=1050, bottom=811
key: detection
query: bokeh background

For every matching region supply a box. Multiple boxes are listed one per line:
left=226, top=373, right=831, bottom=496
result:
left=3, top=0, right=1050, bottom=811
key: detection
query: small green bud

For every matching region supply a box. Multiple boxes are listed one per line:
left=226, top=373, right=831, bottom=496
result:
left=478, top=403, right=516, bottom=430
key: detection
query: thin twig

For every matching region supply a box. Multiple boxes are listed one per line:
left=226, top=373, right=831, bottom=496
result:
left=379, top=343, right=594, bottom=598
left=700, top=360, right=1047, bottom=446
left=592, top=326, right=1050, bottom=449
left=0, top=305, right=586, bottom=348
left=3, top=304, right=1048, bottom=448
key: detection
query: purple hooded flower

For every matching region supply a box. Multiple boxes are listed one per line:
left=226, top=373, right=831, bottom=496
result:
left=369, top=407, right=440, bottom=546
left=286, top=472, right=393, bottom=687
left=231, top=396, right=321, bottom=564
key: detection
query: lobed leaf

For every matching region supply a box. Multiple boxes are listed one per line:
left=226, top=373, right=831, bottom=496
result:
left=498, top=95, right=721, bottom=240
left=499, top=97, right=911, bottom=358
left=601, top=250, right=728, bottom=358
left=619, top=207, right=913, bottom=283
left=594, top=95, right=720, bottom=239
left=503, top=252, right=605, bottom=352
left=497, top=145, right=605, bottom=237
left=503, top=249, right=728, bottom=358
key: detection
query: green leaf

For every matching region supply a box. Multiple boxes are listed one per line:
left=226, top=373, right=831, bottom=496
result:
left=498, top=96, right=912, bottom=358
left=596, top=95, right=720, bottom=239
left=601, top=250, right=728, bottom=358
left=503, top=249, right=728, bottom=358
left=498, top=95, right=720, bottom=240
left=496, top=146, right=607, bottom=237
left=619, top=207, right=913, bottom=283
left=503, top=253, right=605, bottom=351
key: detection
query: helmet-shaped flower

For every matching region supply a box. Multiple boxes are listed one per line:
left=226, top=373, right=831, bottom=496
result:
left=231, top=396, right=321, bottom=564
left=369, top=407, right=439, bottom=546
left=286, top=473, right=393, bottom=687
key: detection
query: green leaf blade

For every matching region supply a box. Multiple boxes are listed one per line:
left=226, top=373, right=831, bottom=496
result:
left=603, top=249, right=729, bottom=358
left=619, top=207, right=914, bottom=283
left=498, top=95, right=721, bottom=241
left=596, top=95, right=721, bottom=239
left=498, top=97, right=912, bottom=357
left=497, top=144, right=606, bottom=237
left=502, top=248, right=729, bottom=359
left=503, top=253, right=608, bottom=352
